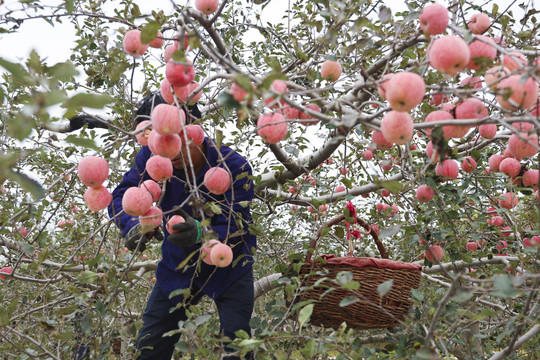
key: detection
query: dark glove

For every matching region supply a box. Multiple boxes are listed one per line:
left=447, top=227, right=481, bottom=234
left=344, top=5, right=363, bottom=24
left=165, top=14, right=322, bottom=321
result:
left=168, top=209, right=202, bottom=248
left=125, top=225, right=164, bottom=252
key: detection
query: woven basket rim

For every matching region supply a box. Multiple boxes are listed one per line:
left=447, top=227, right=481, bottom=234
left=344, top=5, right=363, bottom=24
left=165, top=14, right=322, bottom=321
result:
left=307, top=254, right=423, bottom=271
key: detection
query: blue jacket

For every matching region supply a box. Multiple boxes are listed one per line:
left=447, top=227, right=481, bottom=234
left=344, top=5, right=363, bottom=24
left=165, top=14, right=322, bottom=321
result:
left=108, top=137, right=256, bottom=303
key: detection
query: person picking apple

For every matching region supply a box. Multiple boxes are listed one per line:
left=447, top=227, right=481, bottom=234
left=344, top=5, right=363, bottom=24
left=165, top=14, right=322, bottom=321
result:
left=108, top=92, right=256, bottom=360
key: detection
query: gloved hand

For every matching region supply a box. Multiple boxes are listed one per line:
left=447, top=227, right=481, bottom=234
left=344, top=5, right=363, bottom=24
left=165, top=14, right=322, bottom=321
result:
left=125, top=225, right=164, bottom=252
left=168, top=209, right=202, bottom=248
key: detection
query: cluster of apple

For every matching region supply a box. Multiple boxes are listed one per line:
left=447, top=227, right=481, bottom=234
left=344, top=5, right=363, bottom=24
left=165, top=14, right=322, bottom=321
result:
left=363, top=3, right=540, bottom=263
left=252, top=73, right=337, bottom=144
left=200, top=239, right=233, bottom=267
left=227, top=59, right=340, bottom=144
left=121, top=4, right=233, bottom=196
left=133, top=105, right=231, bottom=195
left=165, top=213, right=233, bottom=267
left=78, top=156, right=112, bottom=212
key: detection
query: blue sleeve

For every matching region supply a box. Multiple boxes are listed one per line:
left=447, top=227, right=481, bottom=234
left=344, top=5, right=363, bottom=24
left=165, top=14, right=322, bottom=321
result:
left=108, top=146, right=152, bottom=237
left=210, top=156, right=254, bottom=246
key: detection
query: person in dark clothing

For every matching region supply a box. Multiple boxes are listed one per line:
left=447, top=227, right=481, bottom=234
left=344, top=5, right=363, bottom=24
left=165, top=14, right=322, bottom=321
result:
left=108, top=93, right=256, bottom=359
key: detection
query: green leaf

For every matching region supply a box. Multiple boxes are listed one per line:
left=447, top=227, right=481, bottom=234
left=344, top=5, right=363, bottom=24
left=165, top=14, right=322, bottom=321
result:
left=63, top=93, right=113, bottom=111
left=493, top=274, right=518, bottom=298
left=378, top=6, right=392, bottom=23
left=64, top=135, right=100, bottom=151
left=374, top=179, right=403, bottom=193
left=238, top=201, right=250, bottom=208
left=451, top=290, right=474, bottom=303
left=217, top=91, right=240, bottom=109
left=20, top=242, right=35, bottom=256
left=411, top=288, right=424, bottom=302
left=378, top=224, right=401, bottom=239
left=238, top=339, right=263, bottom=348
left=141, top=21, right=161, bottom=44
left=195, top=314, right=211, bottom=326
left=342, top=281, right=359, bottom=290
left=0, top=57, right=28, bottom=81
left=336, top=271, right=353, bottom=284
left=0, top=308, right=9, bottom=326
left=235, top=171, right=248, bottom=181
left=49, top=61, right=79, bottom=81
left=264, top=56, right=282, bottom=71
left=261, top=72, right=287, bottom=90
left=235, top=73, right=253, bottom=91
left=65, top=0, right=75, bottom=13
left=215, top=130, right=223, bottom=149
left=6, top=171, right=45, bottom=200
left=77, top=270, right=98, bottom=284
left=339, top=295, right=359, bottom=307
left=170, top=50, right=186, bottom=63
left=377, top=280, right=393, bottom=297
left=208, top=202, right=222, bottom=214
left=301, top=339, right=316, bottom=358
left=175, top=249, right=198, bottom=270
left=321, top=227, right=330, bottom=237
left=298, top=303, right=314, bottom=327
left=188, top=34, right=200, bottom=50
left=7, top=113, right=34, bottom=140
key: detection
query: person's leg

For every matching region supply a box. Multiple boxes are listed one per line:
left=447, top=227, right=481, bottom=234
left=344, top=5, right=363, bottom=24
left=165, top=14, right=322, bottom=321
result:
left=214, top=269, right=255, bottom=360
left=72, top=306, right=91, bottom=360
left=135, top=283, right=203, bottom=360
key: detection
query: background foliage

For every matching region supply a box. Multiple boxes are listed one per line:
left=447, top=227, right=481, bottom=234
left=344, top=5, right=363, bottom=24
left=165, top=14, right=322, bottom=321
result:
left=0, top=0, right=539, bottom=359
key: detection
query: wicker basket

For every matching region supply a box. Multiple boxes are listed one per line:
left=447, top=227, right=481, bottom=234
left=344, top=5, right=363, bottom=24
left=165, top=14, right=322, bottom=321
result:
left=293, top=214, right=422, bottom=330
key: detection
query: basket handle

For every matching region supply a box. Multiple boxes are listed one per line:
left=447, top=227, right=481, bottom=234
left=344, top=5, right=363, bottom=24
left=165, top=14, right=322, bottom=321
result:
left=305, top=214, right=388, bottom=263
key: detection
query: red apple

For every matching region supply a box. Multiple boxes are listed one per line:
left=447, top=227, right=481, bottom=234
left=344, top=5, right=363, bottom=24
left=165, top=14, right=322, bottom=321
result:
left=468, top=13, right=491, bottom=34
left=467, top=36, right=496, bottom=71
left=139, top=206, right=163, bottom=230
left=195, top=0, right=219, bottom=15
left=204, top=167, right=231, bottom=195
left=257, top=112, right=288, bottom=144
left=428, top=35, right=470, bottom=75
left=77, top=156, right=109, bottom=188
left=165, top=59, right=196, bottom=87
left=425, top=245, right=444, bottom=262
left=140, top=179, right=162, bottom=202
left=435, top=159, right=459, bottom=180
left=496, top=75, right=539, bottom=111
left=151, top=103, right=185, bottom=135
left=135, top=120, right=151, bottom=146
left=146, top=155, right=173, bottom=182
left=497, top=192, right=518, bottom=209
left=84, top=186, right=112, bottom=212
left=166, top=214, right=185, bottom=234
left=201, top=239, right=221, bottom=265
left=416, top=184, right=434, bottom=202
left=0, top=266, right=13, bottom=280
left=380, top=111, right=414, bottom=145
left=122, top=187, right=153, bottom=216
left=461, top=156, right=477, bottom=173
left=372, top=130, right=392, bottom=150
left=385, top=72, right=426, bottom=112
left=499, top=157, right=521, bottom=178
left=210, top=243, right=233, bottom=267
left=123, top=29, right=148, bottom=57
left=419, top=3, right=449, bottom=35
left=320, top=60, right=342, bottom=82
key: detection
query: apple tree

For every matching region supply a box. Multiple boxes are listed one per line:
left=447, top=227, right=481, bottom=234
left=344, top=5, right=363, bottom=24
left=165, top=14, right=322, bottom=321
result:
left=0, top=0, right=539, bottom=359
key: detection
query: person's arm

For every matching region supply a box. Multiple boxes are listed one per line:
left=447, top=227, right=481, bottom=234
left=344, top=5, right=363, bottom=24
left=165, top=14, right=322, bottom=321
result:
left=210, top=160, right=254, bottom=247
left=108, top=146, right=152, bottom=237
